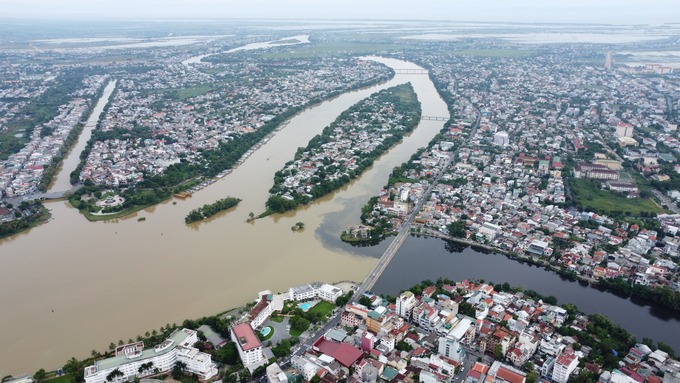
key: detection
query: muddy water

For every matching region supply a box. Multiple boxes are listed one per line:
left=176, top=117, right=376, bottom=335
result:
left=48, top=81, right=117, bottom=192
left=0, top=57, right=449, bottom=374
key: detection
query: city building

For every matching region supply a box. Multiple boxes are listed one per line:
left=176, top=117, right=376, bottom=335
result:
left=616, top=123, right=634, bottom=138
left=231, top=323, right=266, bottom=371
left=396, top=291, right=418, bottom=320
left=289, top=283, right=343, bottom=303
left=84, top=329, right=217, bottom=383
left=553, top=350, right=579, bottom=383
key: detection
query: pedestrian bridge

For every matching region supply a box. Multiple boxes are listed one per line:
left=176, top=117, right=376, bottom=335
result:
left=422, top=116, right=448, bottom=121
left=394, top=69, right=429, bottom=74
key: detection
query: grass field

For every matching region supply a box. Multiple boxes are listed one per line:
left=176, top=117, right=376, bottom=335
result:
left=289, top=327, right=304, bottom=337
left=308, top=301, right=336, bottom=317
left=46, top=375, right=76, bottom=383
left=571, top=178, right=663, bottom=215
left=261, top=42, right=408, bottom=59
left=445, top=49, right=539, bottom=57
left=145, top=84, right=216, bottom=101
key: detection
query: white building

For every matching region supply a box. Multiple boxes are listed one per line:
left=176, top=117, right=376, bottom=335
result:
left=478, top=222, right=501, bottom=239
left=396, top=291, right=418, bottom=320
left=291, top=355, right=322, bottom=382
left=289, top=282, right=343, bottom=302
left=249, top=291, right=275, bottom=329
left=231, top=323, right=266, bottom=371
left=552, top=349, right=579, bottom=383
left=84, top=329, right=217, bottom=383
left=266, top=363, right=288, bottom=383
left=616, top=123, right=634, bottom=138
left=494, top=132, right=510, bottom=147
left=438, top=337, right=466, bottom=364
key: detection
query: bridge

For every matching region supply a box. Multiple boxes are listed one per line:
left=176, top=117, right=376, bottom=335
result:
left=4, top=189, right=75, bottom=204
left=350, top=100, right=482, bottom=304
left=394, top=69, right=429, bottom=75
left=422, top=115, right=448, bottom=121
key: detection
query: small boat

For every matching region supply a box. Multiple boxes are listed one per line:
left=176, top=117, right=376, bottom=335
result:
left=267, top=157, right=270, bottom=161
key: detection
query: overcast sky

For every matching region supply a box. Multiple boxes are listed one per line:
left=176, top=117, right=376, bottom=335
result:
left=1, top=0, right=679, bottom=24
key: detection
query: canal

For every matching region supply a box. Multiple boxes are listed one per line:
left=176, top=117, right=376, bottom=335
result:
left=372, top=235, right=680, bottom=350
left=48, top=80, right=117, bottom=192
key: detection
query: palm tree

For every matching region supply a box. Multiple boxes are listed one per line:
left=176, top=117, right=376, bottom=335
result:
left=106, top=369, right=124, bottom=382
left=176, top=361, right=187, bottom=371
left=138, top=362, right=155, bottom=376
left=91, top=350, right=99, bottom=358
left=145, top=331, right=150, bottom=337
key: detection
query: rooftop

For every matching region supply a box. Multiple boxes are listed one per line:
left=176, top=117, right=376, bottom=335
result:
left=233, top=323, right=262, bottom=351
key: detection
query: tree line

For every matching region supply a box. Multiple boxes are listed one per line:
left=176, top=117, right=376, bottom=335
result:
left=185, top=197, right=241, bottom=223
left=265, top=84, right=421, bottom=214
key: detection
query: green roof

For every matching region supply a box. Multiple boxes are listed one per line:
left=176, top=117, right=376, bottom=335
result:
left=96, top=330, right=191, bottom=371
left=368, top=310, right=381, bottom=319
left=382, top=367, right=399, bottom=380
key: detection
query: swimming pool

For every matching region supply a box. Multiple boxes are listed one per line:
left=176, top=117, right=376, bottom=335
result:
left=299, top=303, right=312, bottom=311
left=260, top=327, right=271, bottom=337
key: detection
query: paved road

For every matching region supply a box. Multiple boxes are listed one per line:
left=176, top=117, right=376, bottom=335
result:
left=290, top=88, right=482, bottom=361
left=350, top=98, right=481, bottom=304
left=653, top=189, right=680, bottom=214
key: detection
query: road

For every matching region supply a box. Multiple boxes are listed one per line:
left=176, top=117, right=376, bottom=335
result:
left=653, top=189, right=680, bottom=214
left=289, top=90, right=482, bottom=361
left=350, top=97, right=481, bottom=304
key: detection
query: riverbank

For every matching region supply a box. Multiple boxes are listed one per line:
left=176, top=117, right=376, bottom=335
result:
left=39, top=81, right=111, bottom=192
left=0, top=205, right=51, bottom=240
left=372, top=235, right=680, bottom=350
left=264, top=83, right=421, bottom=215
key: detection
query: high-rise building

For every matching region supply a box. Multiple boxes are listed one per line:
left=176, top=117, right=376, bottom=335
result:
left=552, top=349, right=579, bottom=383
left=231, top=323, right=266, bottom=371
left=396, top=291, right=418, bottom=320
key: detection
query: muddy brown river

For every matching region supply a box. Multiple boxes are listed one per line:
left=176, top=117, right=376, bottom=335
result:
left=0, top=57, right=450, bottom=374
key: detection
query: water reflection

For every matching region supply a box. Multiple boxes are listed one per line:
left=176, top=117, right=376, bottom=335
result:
left=373, top=235, right=680, bottom=350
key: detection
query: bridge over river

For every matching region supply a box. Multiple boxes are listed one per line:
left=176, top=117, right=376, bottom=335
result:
left=350, top=100, right=482, bottom=303
left=3, top=187, right=80, bottom=204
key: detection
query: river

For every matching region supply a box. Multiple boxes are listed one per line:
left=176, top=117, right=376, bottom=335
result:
left=0, top=57, right=448, bottom=374
left=3, top=53, right=679, bottom=375
left=372, top=235, right=680, bottom=350
left=48, top=81, right=117, bottom=192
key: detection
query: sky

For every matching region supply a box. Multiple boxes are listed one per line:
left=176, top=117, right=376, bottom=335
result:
left=0, top=0, right=679, bottom=24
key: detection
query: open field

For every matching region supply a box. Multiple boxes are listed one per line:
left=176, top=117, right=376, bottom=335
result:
left=144, top=84, right=215, bottom=101
left=570, top=178, right=664, bottom=215
left=308, top=301, right=335, bottom=317
left=261, top=42, right=408, bottom=59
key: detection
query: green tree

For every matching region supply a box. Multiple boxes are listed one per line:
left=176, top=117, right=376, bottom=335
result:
left=106, top=369, right=124, bottom=382
left=448, top=221, right=466, bottom=238
left=526, top=371, right=538, bottom=383
left=359, top=296, right=372, bottom=307
left=64, top=357, right=80, bottom=375
left=494, top=344, right=504, bottom=360
left=33, top=369, right=47, bottom=383
left=290, top=316, right=310, bottom=333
